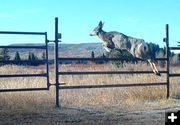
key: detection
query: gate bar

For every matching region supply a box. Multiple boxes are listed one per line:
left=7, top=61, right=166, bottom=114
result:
left=0, top=88, right=49, bottom=92
left=170, top=47, right=180, bottom=50
left=0, top=31, right=46, bottom=35
left=0, top=45, right=46, bottom=49
left=59, top=82, right=167, bottom=90
left=0, top=73, right=47, bottom=78
left=169, top=73, right=180, bottom=77
left=0, top=60, right=46, bottom=64
left=58, top=57, right=167, bottom=61
left=59, top=71, right=167, bottom=75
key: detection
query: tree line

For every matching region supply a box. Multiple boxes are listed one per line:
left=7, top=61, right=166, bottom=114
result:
left=0, top=42, right=179, bottom=66
left=0, top=48, right=46, bottom=66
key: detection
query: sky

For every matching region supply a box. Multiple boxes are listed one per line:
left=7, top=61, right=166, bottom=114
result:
left=0, top=0, right=180, bottom=49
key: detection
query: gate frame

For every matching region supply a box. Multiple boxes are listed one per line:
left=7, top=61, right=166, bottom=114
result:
left=57, top=22, right=180, bottom=107
left=0, top=31, right=50, bottom=92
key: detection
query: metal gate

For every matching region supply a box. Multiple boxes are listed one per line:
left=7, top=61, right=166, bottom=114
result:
left=0, top=17, right=61, bottom=107
left=0, top=31, right=50, bottom=92
left=57, top=24, right=180, bottom=107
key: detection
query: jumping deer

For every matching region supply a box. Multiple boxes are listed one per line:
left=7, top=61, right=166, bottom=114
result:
left=90, top=21, right=161, bottom=76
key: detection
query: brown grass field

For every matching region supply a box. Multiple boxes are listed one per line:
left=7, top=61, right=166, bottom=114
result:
left=0, top=63, right=180, bottom=125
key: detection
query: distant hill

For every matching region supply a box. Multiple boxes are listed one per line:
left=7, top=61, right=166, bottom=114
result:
left=59, top=43, right=105, bottom=57
left=8, top=43, right=106, bottom=59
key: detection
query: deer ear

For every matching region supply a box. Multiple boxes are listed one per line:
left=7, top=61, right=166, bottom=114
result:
left=99, top=21, right=103, bottom=27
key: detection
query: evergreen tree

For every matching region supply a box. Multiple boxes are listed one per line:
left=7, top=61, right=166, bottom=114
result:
left=14, top=51, right=21, bottom=65
left=147, top=42, right=160, bottom=60
left=28, top=52, right=38, bottom=60
left=14, top=51, right=21, bottom=61
left=91, top=51, right=95, bottom=59
left=28, top=52, right=39, bottom=66
left=0, top=48, right=10, bottom=61
left=41, top=52, right=46, bottom=60
left=28, top=52, right=32, bottom=61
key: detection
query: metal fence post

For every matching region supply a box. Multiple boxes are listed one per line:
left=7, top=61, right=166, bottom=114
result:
left=165, top=24, right=170, bottom=99
left=54, top=17, right=60, bottom=107
left=45, top=32, right=50, bottom=89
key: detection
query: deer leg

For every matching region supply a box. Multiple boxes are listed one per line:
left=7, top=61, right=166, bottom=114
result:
left=151, top=61, right=161, bottom=76
left=147, top=60, right=161, bottom=76
left=147, top=60, right=156, bottom=74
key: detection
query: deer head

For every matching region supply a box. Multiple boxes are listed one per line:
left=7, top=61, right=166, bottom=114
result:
left=90, top=21, right=104, bottom=36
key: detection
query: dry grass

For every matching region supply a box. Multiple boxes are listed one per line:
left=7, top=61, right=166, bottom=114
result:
left=0, top=63, right=179, bottom=111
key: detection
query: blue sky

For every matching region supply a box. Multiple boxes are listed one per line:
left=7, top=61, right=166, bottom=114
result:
left=0, top=0, right=180, bottom=48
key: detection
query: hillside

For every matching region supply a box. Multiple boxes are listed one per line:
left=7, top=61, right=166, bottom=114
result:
left=59, top=43, right=105, bottom=57
left=7, top=43, right=105, bottom=59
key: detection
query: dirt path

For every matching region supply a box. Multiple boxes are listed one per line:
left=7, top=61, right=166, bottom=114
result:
left=0, top=99, right=180, bottom=125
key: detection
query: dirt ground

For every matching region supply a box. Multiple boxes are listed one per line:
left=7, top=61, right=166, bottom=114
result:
left=0, top=99, right=180, bottom=125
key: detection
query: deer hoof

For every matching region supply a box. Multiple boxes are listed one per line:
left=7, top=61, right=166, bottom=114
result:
left=156, top=72, right=161, bottom=76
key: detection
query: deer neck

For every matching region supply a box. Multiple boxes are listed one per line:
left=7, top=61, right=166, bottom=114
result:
left=97, top=30, right=107, bottom=42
